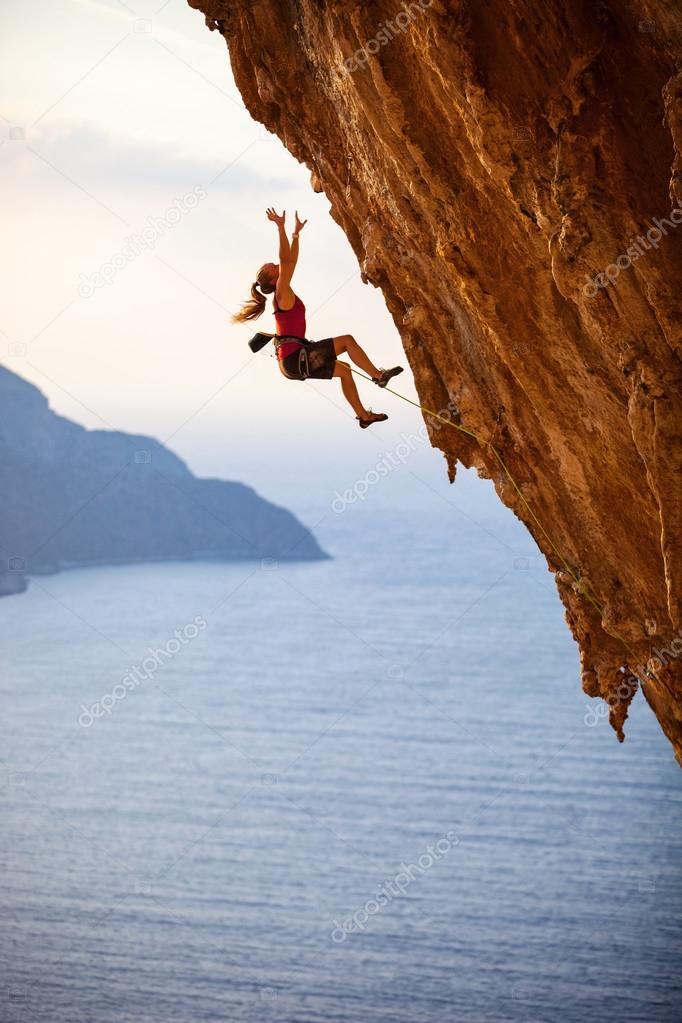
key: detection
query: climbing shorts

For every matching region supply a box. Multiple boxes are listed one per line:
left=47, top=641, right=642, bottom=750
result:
left=279, top=337, right=337, bottom=381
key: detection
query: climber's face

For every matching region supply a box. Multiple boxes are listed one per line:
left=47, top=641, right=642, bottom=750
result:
left=264, top=262, right=279, bottom=285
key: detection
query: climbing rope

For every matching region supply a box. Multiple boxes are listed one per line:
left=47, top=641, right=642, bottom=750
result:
left=349, top=366, right=649, bottom=676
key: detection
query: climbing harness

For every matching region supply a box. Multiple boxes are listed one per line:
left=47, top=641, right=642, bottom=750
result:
left=249, top=331, right=311, bottom=379
left=278, top=339, right=311, bottom=381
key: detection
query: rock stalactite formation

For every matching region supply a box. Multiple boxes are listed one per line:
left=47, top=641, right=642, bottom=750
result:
left=188, top=0, right=682, bottom=761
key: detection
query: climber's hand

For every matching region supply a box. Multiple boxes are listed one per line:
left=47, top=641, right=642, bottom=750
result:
left=266, top=207, right=286, bottom=227
left=294, top=211, right=308, bottom=234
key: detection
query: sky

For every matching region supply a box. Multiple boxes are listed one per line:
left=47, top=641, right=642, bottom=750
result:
left=0, top=0, right=501, bottom=524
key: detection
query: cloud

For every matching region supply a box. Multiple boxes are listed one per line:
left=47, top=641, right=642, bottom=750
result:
left=4, top=119, right=294, bottom=195
left=71, top=0, right=219, bottom=56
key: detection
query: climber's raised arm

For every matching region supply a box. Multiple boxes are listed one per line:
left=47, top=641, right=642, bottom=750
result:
left=266, top=208, right=307, bottom=310
left=266, top=207, right=293, bottom=307
left=290, top=211, right=307, bottom=251
left=266, top=206, right=290, bottom=258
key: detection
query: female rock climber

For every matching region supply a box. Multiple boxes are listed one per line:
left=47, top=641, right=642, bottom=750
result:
left=232, top=207, right=403, bottom=428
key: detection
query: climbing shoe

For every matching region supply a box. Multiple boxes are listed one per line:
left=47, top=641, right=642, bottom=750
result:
left=373, top=366, right=404, bottom=387
left=357, top=411, right=389, bottom=429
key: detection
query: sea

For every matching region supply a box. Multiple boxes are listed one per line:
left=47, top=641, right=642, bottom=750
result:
left=2, top=468, right=680, bottom=1023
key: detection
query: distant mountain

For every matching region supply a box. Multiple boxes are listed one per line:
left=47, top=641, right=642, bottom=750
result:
left=0, top=366, right=327, bottom=595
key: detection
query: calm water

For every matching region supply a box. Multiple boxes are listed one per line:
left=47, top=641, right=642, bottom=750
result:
left=2, top=479, right=680, bottom=1023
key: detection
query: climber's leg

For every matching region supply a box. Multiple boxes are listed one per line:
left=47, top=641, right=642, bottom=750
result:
left=333, top=361, right=388, bottom=427
left=333, top=334, right=381, bottom=378
left=333, top=360, right=367, bottom=417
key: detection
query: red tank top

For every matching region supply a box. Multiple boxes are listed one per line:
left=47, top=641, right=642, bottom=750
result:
left=274, top=295, right=306, bottom=360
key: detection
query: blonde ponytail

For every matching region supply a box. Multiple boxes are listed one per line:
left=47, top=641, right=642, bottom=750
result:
left=232, top=282, right=266, bottom=323
left=231, top=266, right=276, bottom=324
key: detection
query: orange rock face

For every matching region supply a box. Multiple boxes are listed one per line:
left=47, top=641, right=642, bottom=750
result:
left=188, top=0, right=682, bottom=761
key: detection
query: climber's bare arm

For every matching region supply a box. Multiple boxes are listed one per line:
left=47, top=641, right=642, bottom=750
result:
left=266, top=208, right=307, bottom=309
left=266, top=207, right=291, bottom=260
left=266, top=207, right=294, bottom=307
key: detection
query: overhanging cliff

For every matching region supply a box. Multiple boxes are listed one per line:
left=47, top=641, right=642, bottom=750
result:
left=188, top=0, right=682, bottom=761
